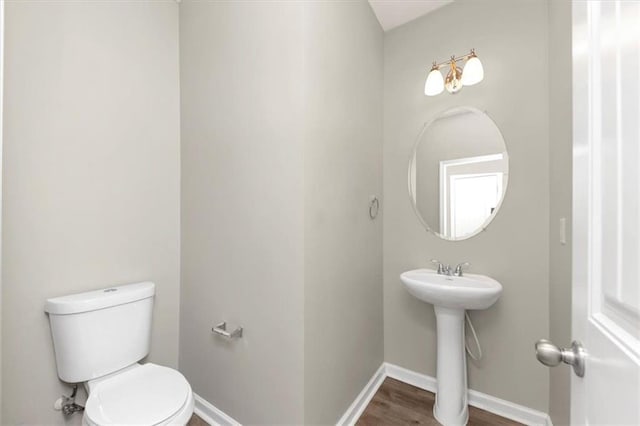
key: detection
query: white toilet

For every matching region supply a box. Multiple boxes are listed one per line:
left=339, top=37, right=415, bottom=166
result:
left=45, top=282, right=194, bottom=425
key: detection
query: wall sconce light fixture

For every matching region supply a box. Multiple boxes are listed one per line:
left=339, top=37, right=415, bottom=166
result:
left=424, top=49, right=484, bottom=96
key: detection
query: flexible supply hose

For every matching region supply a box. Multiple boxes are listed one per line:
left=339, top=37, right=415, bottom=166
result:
left=465, top=312, right=483, bottom=361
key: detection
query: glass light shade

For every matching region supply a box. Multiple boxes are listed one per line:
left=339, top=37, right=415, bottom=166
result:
left=424, top=68, right=444, bottom=96
left=445, top=65, right=463, bottom=94
left=462, top=56, right=484, bottom=86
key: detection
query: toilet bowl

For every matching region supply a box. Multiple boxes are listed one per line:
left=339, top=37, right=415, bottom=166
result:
left=45, top=282, right=194, bottom=425
left=82, top=363, right=194, bottom=426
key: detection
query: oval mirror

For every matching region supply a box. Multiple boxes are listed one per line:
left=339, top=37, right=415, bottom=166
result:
left=408, top=106, right=509, bottom=241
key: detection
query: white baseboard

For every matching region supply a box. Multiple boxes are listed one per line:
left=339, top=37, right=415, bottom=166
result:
left=466, top=387, right=552, bottom=426
left=336, top=363, right=387, bottom=426
left=337, top=362, right=552, bottom=426
left=193, top=393, right=240, bottom=426
left=385, top=362, right=438, bottom=393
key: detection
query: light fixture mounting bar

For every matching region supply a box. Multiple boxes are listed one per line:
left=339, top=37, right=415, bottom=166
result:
left=430, top=49, right=477, bottom=70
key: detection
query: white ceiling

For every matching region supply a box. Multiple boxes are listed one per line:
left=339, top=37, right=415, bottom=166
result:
left=368, top=0, right=454, bottom=32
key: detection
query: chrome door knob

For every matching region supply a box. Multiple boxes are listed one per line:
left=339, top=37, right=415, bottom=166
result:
left=535, top=339, right=563, bottom=366
left=535, top=339, right=586, bottom=377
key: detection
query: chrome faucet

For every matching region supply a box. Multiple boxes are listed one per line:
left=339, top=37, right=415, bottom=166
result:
left=453, top=262, right=470, bottom=277
left=431, top=259, right=470, bottom=277
left=431, top=259, right=451, bottom=275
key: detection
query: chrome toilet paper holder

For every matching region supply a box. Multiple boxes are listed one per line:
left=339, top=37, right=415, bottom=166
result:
left=212, top=322, right=243, bottom=339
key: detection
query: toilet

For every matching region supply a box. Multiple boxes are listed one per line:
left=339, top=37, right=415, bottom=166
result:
left=45, top=282, right=194, bottom=425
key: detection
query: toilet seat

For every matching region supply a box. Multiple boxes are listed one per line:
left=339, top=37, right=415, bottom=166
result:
left=84, top=363, right=193, bottom=426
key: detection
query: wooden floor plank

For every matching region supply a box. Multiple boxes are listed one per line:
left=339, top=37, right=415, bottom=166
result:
left=356, top=378, right=523, bottom=426
left=187, top=413, right=210, bottom=426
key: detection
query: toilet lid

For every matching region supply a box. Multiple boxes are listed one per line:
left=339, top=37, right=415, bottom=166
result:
left=85, top=363, right=190, bottom=425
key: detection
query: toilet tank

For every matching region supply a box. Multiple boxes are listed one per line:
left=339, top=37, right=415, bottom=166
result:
left=45, top=282, right=155, bottom=383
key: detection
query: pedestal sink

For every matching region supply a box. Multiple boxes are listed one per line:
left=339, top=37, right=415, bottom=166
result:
left=400, top=268, right=502, bottom=426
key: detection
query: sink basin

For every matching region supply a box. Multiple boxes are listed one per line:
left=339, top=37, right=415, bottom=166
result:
left=400, top=268, right=502, bottom=310
left=400, top=268, right=503, bottom=425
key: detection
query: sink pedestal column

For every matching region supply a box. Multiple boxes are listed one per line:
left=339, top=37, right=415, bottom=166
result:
left=433, top=306, right=468, bottom=426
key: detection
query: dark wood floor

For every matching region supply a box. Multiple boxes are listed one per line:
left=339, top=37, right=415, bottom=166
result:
left=187, top=414, right=209, bottom=426
left=356, top=378, right=523, bottom=426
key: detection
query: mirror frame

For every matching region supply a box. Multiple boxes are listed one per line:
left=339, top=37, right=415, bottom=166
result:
left=407, top=106, right=509, bottom=241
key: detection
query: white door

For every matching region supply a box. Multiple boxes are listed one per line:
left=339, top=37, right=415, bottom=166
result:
left=572, top=1, right=640, bottom=424
left=449, top=173, right=501, bottom=238
left=439, top=154, right=506, bottom=239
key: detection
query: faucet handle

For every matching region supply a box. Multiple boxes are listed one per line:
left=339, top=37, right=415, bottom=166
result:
left=454, top=262, right=470, bottom=276
left=430, top=259, right=446, bottom=274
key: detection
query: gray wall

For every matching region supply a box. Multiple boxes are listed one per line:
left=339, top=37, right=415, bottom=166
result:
left=383, top=0, right=551, bottom=412
left=180, top=1, right=384, bottom=423
left=179, top=1, right=305, bottom=423
left=2, top=1, right=181, bottom=424
left=548, top=0, right=573, bottom=424
left=0, top=0, right=4, bottom=416
left=303, top=1, right=383, bottom=424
